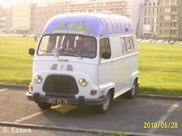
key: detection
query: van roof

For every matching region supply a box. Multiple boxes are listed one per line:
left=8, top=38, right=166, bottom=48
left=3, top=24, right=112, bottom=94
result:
left=42, top=13, right=135, bottom=36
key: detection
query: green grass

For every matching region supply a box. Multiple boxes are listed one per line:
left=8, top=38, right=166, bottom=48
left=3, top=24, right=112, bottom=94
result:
left=0, top=37, right=182, bottom=95
left=138, top=43, right=182, bottom=95
left=0, top=37, right=36, bottom=84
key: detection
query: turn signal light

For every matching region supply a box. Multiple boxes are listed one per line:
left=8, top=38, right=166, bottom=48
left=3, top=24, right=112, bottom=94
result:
left=28, top=85, right=33, bottom=91
left=90, top=90, right=97, bottom=95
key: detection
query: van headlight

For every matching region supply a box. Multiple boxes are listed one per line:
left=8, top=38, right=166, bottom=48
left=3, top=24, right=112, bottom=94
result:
left=34, top=75, right=43, bottom=83
left=79, top=78, right=87, bottom=87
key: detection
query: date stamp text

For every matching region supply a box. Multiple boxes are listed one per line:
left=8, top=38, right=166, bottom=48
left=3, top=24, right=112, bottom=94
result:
left=144, top=122, right=179, bottom=129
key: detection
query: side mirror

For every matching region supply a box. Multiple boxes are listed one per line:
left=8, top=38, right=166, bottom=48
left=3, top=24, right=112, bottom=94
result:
left=101, top=51, right=111, bottom=59
left=29, top=48, right=35, bottom=56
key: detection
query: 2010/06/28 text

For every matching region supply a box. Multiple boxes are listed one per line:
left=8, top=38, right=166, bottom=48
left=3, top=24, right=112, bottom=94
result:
left=144, top=122, right=178, bottom=129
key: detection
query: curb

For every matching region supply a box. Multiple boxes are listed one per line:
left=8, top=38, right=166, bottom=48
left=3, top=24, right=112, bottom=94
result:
left=0, top=83, right=27, bottom=90
left=0, top=83, right=182, bottom=100
left=137, top=94, right=182, bottom=100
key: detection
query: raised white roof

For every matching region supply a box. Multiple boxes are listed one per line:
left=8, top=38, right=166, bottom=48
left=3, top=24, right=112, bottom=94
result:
left=43, top=13, right=135, bottom=36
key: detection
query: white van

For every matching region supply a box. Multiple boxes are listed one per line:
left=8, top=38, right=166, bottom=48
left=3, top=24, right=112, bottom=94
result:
left=26, top=13, right=139, bottom=113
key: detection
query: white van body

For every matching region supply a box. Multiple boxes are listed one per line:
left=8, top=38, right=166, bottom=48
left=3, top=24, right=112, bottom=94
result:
left=26, top=13, right=139, bottom=113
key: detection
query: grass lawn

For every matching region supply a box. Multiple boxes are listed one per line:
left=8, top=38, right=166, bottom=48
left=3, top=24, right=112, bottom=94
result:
left=0, top=37, right=36, bottom=84
left=0, top=37, right=182, bottom=95
left=138, top=43, right=182, bottom=95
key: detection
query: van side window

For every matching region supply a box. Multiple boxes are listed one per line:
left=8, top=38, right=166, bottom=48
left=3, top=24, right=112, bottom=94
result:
left=100, top=38, right=111, bottom=59
left=121, top=37, right=127, bottom=54
left=121, top=36, right=134, bottom=54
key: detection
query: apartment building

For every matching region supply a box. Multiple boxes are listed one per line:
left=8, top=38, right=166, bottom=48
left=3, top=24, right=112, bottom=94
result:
left=3, top=0, right=143, bottom=34
left=138, top=0, right=182, bottom=40
left=4, top=8, right=13, bottom=33
left=69, top=0, right=131, bottom=16
left=69, top=0, right=143, bottom=29
left=158, top=0, right=182, bottom=40
left=12, top=3, right=36, bottom=34
left=0, top=6, right=13, bottom=34
left=34, top=1, right=70, bottom=35
left=138, top=0, right=159, bottom=38
left=0, top=6, right=5, bottom=33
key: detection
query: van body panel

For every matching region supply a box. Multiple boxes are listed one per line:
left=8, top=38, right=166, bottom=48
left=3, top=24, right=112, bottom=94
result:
left=98, top=59, right=113, bottom=96
left=98, top=35, right=138, bottom=99
left=31, top=57, right=100, bottom=99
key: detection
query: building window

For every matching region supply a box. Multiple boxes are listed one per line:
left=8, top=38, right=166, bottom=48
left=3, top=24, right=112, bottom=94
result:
left=171, top=15, right=177, bottom=20
left=164, top=7, right=171, bottom=13
left=171, top=7, right=177, bottom=12
left=164, top=15, right=170, bottom=20
left=171, top=0, right=177, bottom=5
left=154, top=8, right=157, bottom=15
left=146, top=8, right=149, bottom=16
left=165, top=0, right=169, bottom=5
left=144, top=18, right=146, bottom=24
left=150, top=9, right=153, bottom=16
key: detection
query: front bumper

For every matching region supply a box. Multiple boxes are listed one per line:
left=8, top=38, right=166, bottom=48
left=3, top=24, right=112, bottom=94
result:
left=26, top=92, right=107, bottom=106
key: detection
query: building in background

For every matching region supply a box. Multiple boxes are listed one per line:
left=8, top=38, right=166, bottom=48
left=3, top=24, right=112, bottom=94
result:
left=69, top=0, right=143, bottom=29
left=4, top=8, right=13, bottom=33
left=6, top=0, right=143, bottom=35
left=138, top=0, right=159, bottom=38
left=1, top=0, right=144, bottom=35
left=138, top=0, right=182, bottom=40
left=158, top=0, right=182, bottom=40
left=5, top=0, right=182, bottom=40
left=0, top=6, right=5, bottom=33
left=69, top=0, right=132, bottom=16
left=12, top=3, right=36, bottom=34
left=34, top=1, right=70, bottom=35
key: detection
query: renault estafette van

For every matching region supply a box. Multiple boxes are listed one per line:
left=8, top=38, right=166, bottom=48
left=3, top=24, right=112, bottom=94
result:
left=26, top=13, right=139, bottom=113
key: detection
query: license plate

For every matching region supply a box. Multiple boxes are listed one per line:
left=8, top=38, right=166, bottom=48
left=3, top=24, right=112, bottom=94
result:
left=47, top=97, right=68, bottom=105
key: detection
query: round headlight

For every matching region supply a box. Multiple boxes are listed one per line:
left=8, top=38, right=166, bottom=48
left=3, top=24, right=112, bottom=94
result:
left=34, top=75, right=43, bottom=83
left=79, top=78, right=87, bottom=87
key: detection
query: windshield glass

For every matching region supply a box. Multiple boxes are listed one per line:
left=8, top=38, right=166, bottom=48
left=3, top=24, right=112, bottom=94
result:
left=38, top=34, right=97, bottom=58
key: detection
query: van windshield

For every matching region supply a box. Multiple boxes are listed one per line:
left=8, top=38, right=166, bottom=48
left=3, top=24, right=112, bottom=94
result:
left=38, top=34, right=97, bottom=58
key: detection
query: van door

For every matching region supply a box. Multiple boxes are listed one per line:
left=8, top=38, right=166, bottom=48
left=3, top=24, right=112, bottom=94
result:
left=109, top=36, right=128, bottom=94
left=98, top=38, right=113, bottom=94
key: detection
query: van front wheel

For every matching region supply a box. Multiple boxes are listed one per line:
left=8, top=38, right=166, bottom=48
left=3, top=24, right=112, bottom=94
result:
left=95, top=91, right=112, bottom=113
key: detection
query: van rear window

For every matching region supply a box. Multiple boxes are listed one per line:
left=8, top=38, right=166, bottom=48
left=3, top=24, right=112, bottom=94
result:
left=37, top=34, right=97, bottom=58
left=120, top=36, right=134, bottom=53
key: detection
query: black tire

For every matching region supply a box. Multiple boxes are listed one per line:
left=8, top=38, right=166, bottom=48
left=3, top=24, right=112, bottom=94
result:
left=126, top=79, right=138, bottom=99
left=37, top=102, right=52, bottom=110
left=95, top=91, right=112, bottom=113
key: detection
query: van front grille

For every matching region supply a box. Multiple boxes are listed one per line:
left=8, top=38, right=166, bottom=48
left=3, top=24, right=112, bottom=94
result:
left=43, top=75, right=78, bottom=95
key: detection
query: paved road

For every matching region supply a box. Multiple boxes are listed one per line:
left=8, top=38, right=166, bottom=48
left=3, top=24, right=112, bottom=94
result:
left=0, top=86, right=181, bottom=136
